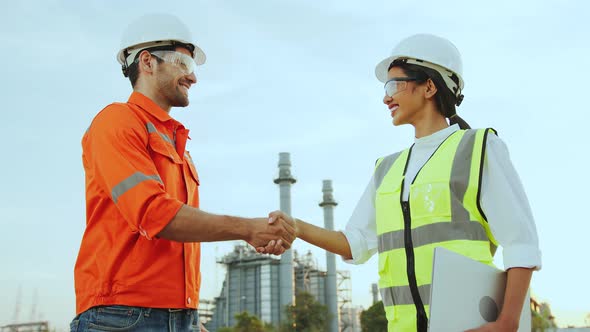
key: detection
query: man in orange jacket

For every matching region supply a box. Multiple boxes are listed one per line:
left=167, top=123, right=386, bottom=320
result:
left=70, top=14, right=295, bottom=332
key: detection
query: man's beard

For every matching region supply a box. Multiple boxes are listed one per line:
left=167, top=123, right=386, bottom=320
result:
left=164, top=84, right=189, bottom=108
left=157, top=72, right=189, bottom=108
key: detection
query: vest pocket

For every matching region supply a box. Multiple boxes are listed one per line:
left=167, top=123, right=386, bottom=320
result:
left=378, top=255, right=398, bottom=323
left=410, top=181, right=451, bottom=221
left=376, top=179, right=403, bottom=234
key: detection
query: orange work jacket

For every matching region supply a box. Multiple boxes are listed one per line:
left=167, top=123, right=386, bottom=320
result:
left=74, top=92, right=201, bottom=314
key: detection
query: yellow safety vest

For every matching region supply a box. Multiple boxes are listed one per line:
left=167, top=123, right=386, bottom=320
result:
left=374, top=128, right=498, bottom=332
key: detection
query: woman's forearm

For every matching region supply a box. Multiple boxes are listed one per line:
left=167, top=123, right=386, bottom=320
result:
left=296, top=218, right=353, bottom=260
left=497, top=267, right=534, bottom=329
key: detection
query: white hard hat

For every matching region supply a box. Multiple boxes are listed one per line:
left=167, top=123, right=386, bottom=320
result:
left=375, top=34, right=464, bottom=101
left=117, top=13, right=206, bottom=76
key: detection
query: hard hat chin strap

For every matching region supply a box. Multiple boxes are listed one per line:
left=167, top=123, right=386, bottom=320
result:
left=121, top=48, right=133, bottom=77
left=456, top=94, right=464, bottom=106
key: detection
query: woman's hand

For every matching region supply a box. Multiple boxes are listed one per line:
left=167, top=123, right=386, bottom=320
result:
left=256, top=210, right=299, bottom=255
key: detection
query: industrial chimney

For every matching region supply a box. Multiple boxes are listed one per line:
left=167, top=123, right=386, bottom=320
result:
left=274, top=152, right=296, bottom=323
left=320, top=180, right=339, bottom=332
left=372, top=283, right=379, bottom=304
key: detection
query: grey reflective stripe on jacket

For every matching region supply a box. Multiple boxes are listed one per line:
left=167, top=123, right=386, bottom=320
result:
left=375, top=130, right=489, bottom=253
left=449, top=129, right=477, bottom=224
left=380, top=284, right=431, bottom=306
left=146, top=122, right=175, bottom=146
left=111, top=172, right=162, bottom=204
left=378, top=221, right=488, bottom=252
left=374, top=151, right=402, bottom=190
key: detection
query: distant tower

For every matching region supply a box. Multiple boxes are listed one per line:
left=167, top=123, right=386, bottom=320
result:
left=31, top=288, right=38, bottom=321
left=319, top=180, right=339, bottom=332
left=372, top=283, right=380, bottom=304
left=274, top=152, right=296, bottom=323
left=13, top=285, right=21, bottom=323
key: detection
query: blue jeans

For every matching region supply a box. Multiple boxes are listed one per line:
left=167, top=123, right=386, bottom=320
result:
left=70, top=305, right=200, bottom=331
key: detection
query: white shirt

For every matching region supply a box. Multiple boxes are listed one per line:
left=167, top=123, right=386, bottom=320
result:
left=342, top=124, right=542, bottom=270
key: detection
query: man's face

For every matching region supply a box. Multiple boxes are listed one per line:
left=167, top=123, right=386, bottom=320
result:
left=153, top=47, right=197, bottom=108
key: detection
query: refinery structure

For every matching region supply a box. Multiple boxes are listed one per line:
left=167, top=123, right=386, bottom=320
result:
left=205, top=153, right=362, bottom=331
left=206, top=245, right=361, bottom=331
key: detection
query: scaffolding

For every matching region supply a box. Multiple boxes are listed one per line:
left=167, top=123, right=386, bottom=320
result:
left=337, top=270, right=353, bottom=331
left=198, top=299, right=215, bottom=326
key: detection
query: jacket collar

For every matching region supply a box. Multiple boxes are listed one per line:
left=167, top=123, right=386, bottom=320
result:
left=128, top=91, right=174, bottom=123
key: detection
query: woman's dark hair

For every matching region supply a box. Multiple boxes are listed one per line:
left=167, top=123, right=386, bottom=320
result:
left=388, top=59, right=471, bottom=129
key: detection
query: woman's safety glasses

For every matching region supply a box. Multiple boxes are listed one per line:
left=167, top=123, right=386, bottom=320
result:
left=150, top=51, right=196, bottom=76
left=384, top=77, right=418, bottom=97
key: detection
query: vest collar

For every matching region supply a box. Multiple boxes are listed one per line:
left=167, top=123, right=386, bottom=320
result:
left=414, top=124, right=459, bottom=145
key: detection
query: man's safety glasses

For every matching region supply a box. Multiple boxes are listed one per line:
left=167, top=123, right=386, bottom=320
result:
left=150, top=51, right=196, bottom=75
left=384, top=77, right=418, bottom=97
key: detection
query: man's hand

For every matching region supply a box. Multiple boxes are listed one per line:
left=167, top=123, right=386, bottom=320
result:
left=200, top=322, right=209, bottom=332
left=255, top=210, right=299, bottom=255
left=245, top=212, right=296, bottom=255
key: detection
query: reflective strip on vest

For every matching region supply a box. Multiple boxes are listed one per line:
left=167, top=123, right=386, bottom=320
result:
left=450, top=129, right=476, bottom=223
left=112, top=172, right=162, bottom=204
left=381, top=284, right=431, bottom=306
left=146, top=122, right=175, bottom=146
left=375, top=152, right=402, bottom=190
left=378, top=221, right=488, bottom=252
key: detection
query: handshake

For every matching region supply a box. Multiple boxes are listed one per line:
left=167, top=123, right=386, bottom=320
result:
left=247, top=210, right=297, bottom=256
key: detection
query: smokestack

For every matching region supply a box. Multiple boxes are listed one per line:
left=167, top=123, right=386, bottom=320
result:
left=274, top=152, right=296, bottom=323
left=372, top=283, right=379, bottom=304
left=320, top=180, right=339, bottom=332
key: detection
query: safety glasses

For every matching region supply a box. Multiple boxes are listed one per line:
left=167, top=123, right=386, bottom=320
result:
left=150, top=50, right=197, bottom=75
left=384, top=77, right=418, bottom=97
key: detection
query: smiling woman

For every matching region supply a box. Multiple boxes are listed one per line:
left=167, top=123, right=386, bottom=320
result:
left=260, top=33, right=542, bottom=332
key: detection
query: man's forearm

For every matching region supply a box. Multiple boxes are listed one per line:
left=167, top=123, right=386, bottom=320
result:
left=497, top=267, right=534, bottom=329
left=296, top=218, right=353, bottom=260
left=157, top=204, right=250, bottom=242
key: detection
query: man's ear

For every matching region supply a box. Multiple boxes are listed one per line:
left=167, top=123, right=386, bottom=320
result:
left=138, top=50, right=155, bottom=75
left=425, top=78, right=438, bottom=99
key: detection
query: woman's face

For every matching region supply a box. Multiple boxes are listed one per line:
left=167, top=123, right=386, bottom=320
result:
left=382, top=66, right=425, bottom=127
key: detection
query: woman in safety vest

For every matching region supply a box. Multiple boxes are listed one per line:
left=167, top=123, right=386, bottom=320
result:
left=261, top=33, right=541, bottom=332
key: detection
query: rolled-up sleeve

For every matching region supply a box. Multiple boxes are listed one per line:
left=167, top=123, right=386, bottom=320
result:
left=84, top=105, right=183, bottom=239
left=481, top=134, right=542, bottom=270
left=342, top=176, right=379, bottom=265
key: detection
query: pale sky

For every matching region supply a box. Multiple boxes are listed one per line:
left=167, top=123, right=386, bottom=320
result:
left=1, top=0, right=589, bottom=330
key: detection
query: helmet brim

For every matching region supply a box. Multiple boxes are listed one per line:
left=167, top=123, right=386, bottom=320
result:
left=374, top=55, right=397, bottom=83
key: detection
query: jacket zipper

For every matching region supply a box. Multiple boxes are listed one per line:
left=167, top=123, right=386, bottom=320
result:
left=401, top=200, right=428, bottom=331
